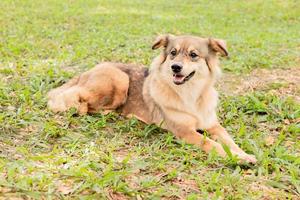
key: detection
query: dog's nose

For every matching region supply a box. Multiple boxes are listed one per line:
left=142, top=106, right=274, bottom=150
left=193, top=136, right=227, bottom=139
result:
left=171, top=64, right=182, bottom=73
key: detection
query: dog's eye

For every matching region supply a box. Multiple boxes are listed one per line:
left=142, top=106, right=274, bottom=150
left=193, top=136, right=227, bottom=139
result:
left=190, top=52, right=198, bottom=58
left=170, top=50, right=177, bottom=56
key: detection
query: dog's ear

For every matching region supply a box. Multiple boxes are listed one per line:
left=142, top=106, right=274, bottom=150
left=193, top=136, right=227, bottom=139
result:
left=152, top=34, right=172, bottom=50
left=209, top=38, right=228, bottom=57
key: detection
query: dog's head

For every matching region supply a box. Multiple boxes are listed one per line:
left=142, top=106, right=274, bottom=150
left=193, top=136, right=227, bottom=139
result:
left=151, top=34, right=228, bottom=85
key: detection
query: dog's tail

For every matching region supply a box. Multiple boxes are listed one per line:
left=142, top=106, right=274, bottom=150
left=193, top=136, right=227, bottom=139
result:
left=47, top=75, right=85, bottom=113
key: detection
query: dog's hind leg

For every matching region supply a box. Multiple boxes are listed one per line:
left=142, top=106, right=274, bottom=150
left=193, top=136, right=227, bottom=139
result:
left=99, top=83, right=128, bottom=111
left=47, top=63, right=129, bottom=115
left=78, top=65, right=130, bottom=114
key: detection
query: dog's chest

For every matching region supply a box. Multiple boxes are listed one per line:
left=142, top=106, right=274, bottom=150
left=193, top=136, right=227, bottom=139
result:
left=175, top=82, right=217, bottom=129
left=177, top=83, right=203, bottom=113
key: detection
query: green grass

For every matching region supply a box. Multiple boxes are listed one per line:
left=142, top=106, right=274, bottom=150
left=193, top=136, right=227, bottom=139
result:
left=0, top=0, right=299, bottom=199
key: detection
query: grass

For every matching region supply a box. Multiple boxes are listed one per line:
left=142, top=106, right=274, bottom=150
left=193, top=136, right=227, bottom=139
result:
left=0, top=0, right=299, bottom=199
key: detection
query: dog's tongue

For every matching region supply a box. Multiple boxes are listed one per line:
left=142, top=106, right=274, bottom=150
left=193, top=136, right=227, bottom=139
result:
left=173, top=74, right=185, bottom=84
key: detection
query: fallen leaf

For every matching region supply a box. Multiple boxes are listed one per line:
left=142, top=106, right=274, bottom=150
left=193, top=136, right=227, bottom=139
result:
left=7, top=106, right=16, bottom=111
left=57, top=183, right=73, bottom=195
left=265, top=136, right=275, bottom=146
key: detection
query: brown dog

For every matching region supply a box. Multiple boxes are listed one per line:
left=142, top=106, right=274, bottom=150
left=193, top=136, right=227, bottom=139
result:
left=47, top=34, right=257, bottom=163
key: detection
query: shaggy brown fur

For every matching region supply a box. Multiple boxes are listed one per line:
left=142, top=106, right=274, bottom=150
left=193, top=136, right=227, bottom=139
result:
left=48, top=34, right=257, bottom=163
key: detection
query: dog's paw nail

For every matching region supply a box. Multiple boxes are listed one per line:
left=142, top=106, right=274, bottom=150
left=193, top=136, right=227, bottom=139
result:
left=237, top=154, right=257, bottom=164
left=244, top=154, right=257, bottom=164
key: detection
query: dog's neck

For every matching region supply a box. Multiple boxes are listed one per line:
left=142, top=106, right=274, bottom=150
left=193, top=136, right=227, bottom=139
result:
left=173, top=76, right=214, bottom=102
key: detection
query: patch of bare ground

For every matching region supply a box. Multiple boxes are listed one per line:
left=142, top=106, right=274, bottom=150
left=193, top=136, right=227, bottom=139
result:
left=218, top=67, right=300, bottom=102
left=247, top=180, right=297, bottom=200
left=107, top=189, right=130, bottom=200
left=0, top=124, right=39, bottom=160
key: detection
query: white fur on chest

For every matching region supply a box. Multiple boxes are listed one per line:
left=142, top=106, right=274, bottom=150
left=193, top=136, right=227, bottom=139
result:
left=177, top=81, right=203, bottom=111
left=174, top=80, right=218, bottom=129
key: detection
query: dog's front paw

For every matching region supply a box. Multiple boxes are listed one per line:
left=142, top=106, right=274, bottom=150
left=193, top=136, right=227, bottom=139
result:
left=238, top=153, right=257, bottom=164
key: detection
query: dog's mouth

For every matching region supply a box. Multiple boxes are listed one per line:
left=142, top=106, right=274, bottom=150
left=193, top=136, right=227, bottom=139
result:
left=173, top=71, right=195, bottom=85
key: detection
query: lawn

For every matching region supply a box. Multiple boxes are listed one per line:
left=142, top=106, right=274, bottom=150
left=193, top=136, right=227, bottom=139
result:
left=0, top=0, right=299, bottom=199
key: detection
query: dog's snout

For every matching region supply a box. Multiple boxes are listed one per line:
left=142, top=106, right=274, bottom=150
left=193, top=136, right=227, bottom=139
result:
left=171, top=64, right=182, bottom=73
